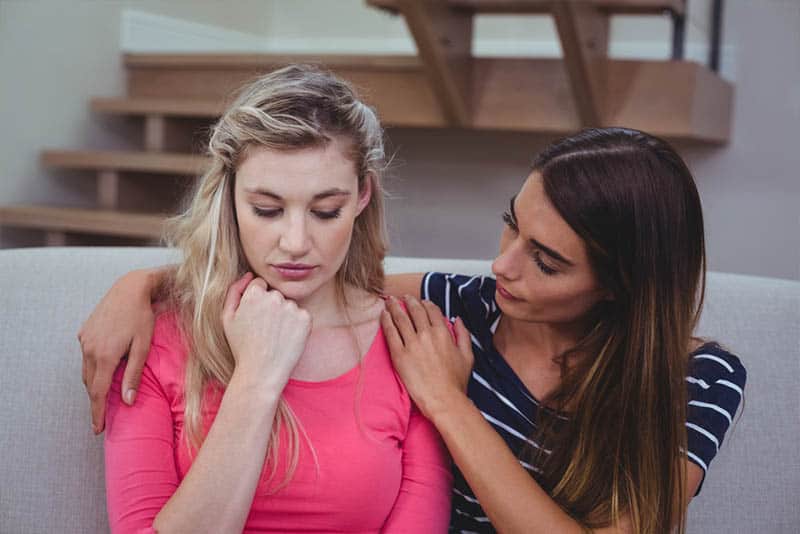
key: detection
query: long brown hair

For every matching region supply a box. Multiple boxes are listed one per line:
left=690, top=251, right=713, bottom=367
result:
left=528, top=128, right=705, bottom=533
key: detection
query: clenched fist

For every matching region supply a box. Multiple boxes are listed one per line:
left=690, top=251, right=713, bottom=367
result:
left=222, top=276, right=312, bottom=392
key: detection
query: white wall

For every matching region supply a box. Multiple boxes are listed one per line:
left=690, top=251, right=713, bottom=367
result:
left=386, top=0, right=800, bottom=283
left=1, top=0, right=797, bottom=279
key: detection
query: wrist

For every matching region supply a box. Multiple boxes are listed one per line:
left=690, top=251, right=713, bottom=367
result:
left=228, top=368, right=286, bottom=405
left=423, top=387, right=473, bottom=426
left=116, top=268, right=157, bottom=303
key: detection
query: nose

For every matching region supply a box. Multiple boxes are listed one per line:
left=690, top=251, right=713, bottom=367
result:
left=492, top=241, right=521, bottom=281
left=278, top=214, right=312, bottom=258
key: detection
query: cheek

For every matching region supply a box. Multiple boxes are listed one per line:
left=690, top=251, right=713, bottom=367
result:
left=521, top=278, right=605, bottom=322
left=316, top=217, right=357, bottom=261
left=237, top=213, right=279, bottom=264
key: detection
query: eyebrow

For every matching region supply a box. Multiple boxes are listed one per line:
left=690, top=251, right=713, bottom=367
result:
left=244, top=187, right=351, bottom=201
left=509, top=195, right=575, bottom=267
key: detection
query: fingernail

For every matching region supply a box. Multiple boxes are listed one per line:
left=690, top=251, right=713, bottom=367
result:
left=92, top=424, right=99, bottom=434
left=124, top=389, right=136, bottom=405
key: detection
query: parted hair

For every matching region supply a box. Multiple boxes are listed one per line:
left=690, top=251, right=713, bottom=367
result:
left=528, top=127, right=705, bottom=533
left=162, top=64, right=388, bottom=488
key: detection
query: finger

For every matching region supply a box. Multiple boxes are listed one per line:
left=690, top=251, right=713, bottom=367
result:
left=247, top=277, right=269, bottom=294
left=121, top=333, right=150, bottom=406
left=454, top=317, right=473, bottom=358
left=222, top=272, right=254, bottom=320
left=89, top=362, right=115, bottom=434
left=420, top=300, right=446, bottom=330
left=385, top=296, right=417, bottom=343
left=81, top=347, right=90, bottom=391
left=84, top=355, right=96, bottom=394
left=380, top=309, right=406, bottom=352
left=403, top=295, right=433, bottom=332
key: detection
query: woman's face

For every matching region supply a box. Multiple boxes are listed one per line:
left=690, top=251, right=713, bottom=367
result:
left=492, top=172, right=609, bottom=326
left=233, top=138, right=370, bottom=303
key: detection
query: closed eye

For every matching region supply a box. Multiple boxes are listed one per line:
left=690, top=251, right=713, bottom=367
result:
left=532, top=250, right=558, bottom=275
left=504, top=210, right=558, bottom=275
left=502, top=211, right=518, bottom=232
left=313, top=208, right=342, bottom=220
left=253, top=206, right=281, bottom=218
left=252, top=207, right=342, bottom=220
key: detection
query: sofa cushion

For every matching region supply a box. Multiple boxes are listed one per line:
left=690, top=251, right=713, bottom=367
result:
left=0, top=247, right=796, bottom=533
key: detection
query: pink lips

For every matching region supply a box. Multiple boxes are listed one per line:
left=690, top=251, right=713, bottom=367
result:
left=496, top=282, right=519, bottom=301
left=272, top=263, right=317, bottom=281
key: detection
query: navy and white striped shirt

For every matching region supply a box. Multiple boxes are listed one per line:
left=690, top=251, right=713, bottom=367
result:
left=421, top=272, right=747, bottom=534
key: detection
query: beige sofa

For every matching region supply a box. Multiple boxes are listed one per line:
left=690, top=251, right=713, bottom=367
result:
left=1, top=247, right=798, bottom=533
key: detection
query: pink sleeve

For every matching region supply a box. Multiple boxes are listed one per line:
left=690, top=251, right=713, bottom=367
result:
left=104, top=327, right=179, bottom=534
left=381, top=404, right=453, bottom=533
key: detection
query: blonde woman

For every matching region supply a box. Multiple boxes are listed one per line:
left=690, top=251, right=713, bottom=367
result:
left=100, top=65, right=451, bottom=533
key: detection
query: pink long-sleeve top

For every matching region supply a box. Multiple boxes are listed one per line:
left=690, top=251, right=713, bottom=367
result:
left=104, top=312, right=452, bottom=533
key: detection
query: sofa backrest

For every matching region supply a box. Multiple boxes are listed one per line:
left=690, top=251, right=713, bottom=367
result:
left=1, top=247, right=797, bottom=533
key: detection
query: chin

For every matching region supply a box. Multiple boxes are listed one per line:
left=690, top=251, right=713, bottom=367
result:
left=266, top=280, right=314, bottom=301
left=495, top=296, right=538, bottom=321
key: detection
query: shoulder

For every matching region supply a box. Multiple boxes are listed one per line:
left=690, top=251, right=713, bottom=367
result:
left=689, top=342, right=746, bottom=390
left=420, top=272, right=497, bottom=321
left=685, top=342, right=745, bottom=487
left=361, top=326, right=416, bottom=430
left=421, top=272, right=496, bottom=299
left=107, top=310, right=187, bottom=411
left=687, top=342, right=746, bottom=420
left=368, top=326, right=411, bottom=394
left=144, top=310, right=189, bottom=391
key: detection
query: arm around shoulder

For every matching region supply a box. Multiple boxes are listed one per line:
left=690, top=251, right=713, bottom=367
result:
left=80, top=264, right=176, bottom=433
left=383, top=273, right=425, bottom=300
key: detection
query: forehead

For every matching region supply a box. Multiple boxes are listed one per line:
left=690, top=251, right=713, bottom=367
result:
left=516, top=172, right=587, bottom=261
left=235, top=138, right=358, bottom=196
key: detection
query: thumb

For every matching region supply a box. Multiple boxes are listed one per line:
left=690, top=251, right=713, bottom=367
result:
left=222, top=272, right=254, bottom=320
left=454, top=317, right=472, bottom=358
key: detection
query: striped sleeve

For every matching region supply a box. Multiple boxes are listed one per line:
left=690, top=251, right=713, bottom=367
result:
left=420, top=272, right=495, bottom=323
left=685, top=344, right=746, bottom=494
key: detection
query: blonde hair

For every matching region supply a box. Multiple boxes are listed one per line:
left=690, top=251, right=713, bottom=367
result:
left=163, top=64, right=388, bottom=488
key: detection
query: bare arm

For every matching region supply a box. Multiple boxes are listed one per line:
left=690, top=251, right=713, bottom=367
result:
left=383, top=273, right=424, bottom=300
left=428, top=392, right=703, bottom=534
left=79, top=265, right=174, bottom=433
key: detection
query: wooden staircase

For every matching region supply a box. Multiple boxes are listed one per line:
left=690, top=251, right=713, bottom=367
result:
left=1, top=0, right=732, bottom=246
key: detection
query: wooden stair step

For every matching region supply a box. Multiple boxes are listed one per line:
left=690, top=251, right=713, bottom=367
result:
left=91, top=97, right=224, bottom=118
left=124, top=53, right=422, bottom=69
left=42, top=150, right=209, bottom=175
left=0, top=205, right=166, bottom=239
left=367, top=0, right=684, bottom=16
left=122, top=53, right=730, bottom=143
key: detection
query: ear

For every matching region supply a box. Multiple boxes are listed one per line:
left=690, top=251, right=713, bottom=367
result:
left=355, top=173, right=373, bottom=216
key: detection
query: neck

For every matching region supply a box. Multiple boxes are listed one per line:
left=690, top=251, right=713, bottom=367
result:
left=295, top=279, right=375, bottom=329
left=494, top=314, right=589, bottom=364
